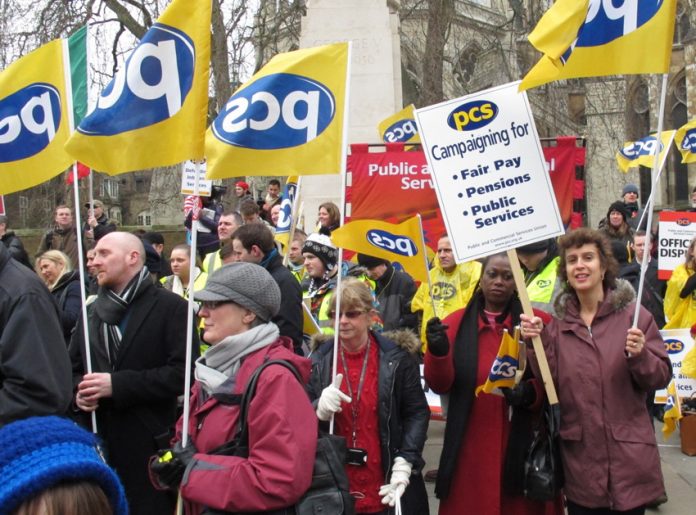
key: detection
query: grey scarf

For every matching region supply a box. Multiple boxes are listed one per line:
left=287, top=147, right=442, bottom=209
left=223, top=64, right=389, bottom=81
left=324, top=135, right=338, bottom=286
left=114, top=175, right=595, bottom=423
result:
left=195, top=322, right=279, bottom=395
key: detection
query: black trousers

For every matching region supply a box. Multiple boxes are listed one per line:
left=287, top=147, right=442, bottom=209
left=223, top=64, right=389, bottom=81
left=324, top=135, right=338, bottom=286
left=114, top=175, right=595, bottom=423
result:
left=566, top=500, right=645, bottom=515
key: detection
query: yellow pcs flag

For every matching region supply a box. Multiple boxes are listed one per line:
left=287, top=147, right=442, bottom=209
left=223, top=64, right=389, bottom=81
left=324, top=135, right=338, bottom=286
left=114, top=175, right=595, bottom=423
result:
left=616, top=130, right=675, bottom=173
left=206, top=42, right=349, bottom=179
left=475, top=329, right=520, bottom=396
left=331, top=215, right=428, bottom=283
left=378, top=104, right=420, bottom=145
left=274, top=176, right=299, bottom=250
left=662, top=380, right=682, bottom=440
left=65, top=0, right=211, bottom=174
left=520, top=0, right=677, bottom=91
left=0, top=40, right=72, bottom=194
left=675, top=119, right=696, bottom=164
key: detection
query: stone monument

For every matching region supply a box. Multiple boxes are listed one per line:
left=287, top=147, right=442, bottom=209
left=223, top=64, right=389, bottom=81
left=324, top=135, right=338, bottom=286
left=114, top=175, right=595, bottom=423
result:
left=298, top=0, right=402, bottom=228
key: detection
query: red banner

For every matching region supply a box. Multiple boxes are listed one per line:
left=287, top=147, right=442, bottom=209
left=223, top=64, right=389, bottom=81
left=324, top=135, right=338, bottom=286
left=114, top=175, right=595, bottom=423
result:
left=347, top=138, right=582, bottom=244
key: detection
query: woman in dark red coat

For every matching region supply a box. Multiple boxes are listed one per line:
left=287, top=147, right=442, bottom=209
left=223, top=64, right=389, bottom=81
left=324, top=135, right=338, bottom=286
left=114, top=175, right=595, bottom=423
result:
left=424, top=252, right=563, bottom=515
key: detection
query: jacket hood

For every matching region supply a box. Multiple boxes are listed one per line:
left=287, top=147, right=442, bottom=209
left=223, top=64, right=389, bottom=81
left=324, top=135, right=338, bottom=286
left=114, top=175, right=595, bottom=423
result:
left=310, top=329, right=421, bottom=355
left=553, top=278, right=636, bottom=320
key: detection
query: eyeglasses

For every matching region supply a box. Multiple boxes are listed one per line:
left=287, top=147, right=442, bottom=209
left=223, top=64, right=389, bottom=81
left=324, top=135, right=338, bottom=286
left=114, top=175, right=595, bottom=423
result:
left=328, top=310, right=367, bottom=320
left=200, top=300, right=234, bottom=310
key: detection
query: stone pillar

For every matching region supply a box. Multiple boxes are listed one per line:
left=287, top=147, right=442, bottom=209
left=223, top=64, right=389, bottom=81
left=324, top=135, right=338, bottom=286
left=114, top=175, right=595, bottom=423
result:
left=298, top=0, right=402, bottom=228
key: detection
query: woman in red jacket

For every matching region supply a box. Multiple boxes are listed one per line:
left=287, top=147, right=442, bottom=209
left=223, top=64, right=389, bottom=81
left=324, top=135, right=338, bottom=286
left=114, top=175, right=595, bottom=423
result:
left=150, top=262, right=317, bottom=514
left=521, top=228, right=671, bottom=514
left=424, top=252, right=563, bottom=515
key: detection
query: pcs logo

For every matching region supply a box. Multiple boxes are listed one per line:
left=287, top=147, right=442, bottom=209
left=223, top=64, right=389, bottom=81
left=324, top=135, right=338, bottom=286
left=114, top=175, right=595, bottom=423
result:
left=664, top=339, right=684, bottom=355
left=367, top=230, right=418, bottom=257
left=383, top=119, right=418, bottom=143
left=431, top=282, right=456, bottom=301
left=212, top=73, right=335, bottom=149
left=619, top=137, right=662, bottom=160
left=0, top=83, right=61, bottom=162
left=676, top=218, right=691, bottom=227
left=447, top=100, right=497, bottom=132
left=579, top=1, right=664, bottom=47
left=681, top=128, right=696, bottom=152
left=78, top=23, right=195, bottom=136
left=489, top=356, right=518, bottom=381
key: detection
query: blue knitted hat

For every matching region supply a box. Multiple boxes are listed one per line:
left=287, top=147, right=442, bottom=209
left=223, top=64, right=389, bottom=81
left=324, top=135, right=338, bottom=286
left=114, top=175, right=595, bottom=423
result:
left=0, top=416, right=128, bottom=515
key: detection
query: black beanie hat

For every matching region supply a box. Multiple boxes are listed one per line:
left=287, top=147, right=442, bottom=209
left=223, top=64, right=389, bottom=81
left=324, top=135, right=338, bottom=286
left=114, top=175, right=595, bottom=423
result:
left=357, top=253, right=389, bottom=269
left=607, top=201, right=630, bottom=222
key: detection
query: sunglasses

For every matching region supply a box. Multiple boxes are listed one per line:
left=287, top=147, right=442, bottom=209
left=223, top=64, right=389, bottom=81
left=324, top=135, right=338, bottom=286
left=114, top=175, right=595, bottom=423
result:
left=329, top=309, right=366, bottom=320
left=200, top=300, right=234, bottom=310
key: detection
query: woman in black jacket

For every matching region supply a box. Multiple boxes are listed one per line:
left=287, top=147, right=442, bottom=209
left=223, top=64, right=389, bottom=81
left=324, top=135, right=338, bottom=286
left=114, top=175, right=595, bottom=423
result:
left=37, top=250, right=82, bottom=344
left=309, top=277, right=429, bottom=515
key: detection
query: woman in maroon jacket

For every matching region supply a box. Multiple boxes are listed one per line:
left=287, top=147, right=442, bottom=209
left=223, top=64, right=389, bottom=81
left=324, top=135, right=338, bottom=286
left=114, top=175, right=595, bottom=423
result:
left=521, top=228, right=671, bottom=515
left=150, top=262, right=317, bottom=514
left=424, top=253, right=563, bottom=515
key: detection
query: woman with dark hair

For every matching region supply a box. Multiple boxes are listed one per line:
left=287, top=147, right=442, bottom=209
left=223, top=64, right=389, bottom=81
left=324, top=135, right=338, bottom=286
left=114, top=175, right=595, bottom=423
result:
left=317, top=202, right=341, bottom=234
left=521, top=228, right=671, bottom=515
left=663, top=235, right=696, bottom=329
left=423, top=253, right=562, bottom=515
left=600, top=201, right=634, bottom=249
left=310, top=277, right=429, bottom=514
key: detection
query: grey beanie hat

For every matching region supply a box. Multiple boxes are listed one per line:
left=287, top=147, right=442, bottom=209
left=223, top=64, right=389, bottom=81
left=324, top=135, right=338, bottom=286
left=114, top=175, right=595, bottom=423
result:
left=194, top=262, right=280, bottom=322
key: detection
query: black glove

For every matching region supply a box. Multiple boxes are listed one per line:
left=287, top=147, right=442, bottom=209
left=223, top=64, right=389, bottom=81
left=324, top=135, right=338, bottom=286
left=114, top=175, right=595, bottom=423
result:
left=500, top=381, right=536, bottom=408
left=149, top=440, right=197, bottom=490
left=426, top=317, right=450, bottom=357
left=680, top=273, right=696, bottom=299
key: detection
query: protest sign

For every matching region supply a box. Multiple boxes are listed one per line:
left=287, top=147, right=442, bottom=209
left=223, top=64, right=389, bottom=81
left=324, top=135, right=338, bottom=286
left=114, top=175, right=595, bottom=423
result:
left=415, top=81, right=564, bottom=262
left=655, top=328, right=696, bottom=403
left=657, top=211, right=696, bottom=280
left=180, top=160, right=211, bottom=196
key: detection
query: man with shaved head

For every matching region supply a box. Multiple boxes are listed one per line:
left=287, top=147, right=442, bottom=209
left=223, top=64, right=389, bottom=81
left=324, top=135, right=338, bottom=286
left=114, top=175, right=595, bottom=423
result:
left=69, top=232, right=199, bottom=514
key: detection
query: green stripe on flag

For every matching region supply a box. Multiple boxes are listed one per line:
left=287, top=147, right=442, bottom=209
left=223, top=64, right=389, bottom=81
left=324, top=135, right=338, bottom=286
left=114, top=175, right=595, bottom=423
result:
left=68, top=26, right=88, bottom=126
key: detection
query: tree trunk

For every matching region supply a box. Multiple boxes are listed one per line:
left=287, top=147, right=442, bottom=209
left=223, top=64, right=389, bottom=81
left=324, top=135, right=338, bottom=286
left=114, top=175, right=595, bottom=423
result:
left=419, top=0, right=454, bottom=106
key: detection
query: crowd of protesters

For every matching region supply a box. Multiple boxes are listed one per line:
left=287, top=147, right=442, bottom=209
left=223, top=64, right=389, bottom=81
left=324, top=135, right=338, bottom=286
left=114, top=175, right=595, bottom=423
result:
left=0, top=179, right=693, bottom=514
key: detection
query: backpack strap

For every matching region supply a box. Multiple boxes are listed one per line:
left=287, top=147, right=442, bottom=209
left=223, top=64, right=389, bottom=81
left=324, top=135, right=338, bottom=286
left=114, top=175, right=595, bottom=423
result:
left=209, top=359, right=303, bottom=456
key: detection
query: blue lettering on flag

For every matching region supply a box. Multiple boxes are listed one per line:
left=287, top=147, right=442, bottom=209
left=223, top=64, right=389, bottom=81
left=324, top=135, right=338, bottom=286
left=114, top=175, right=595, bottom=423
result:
left=212, top=73, right=335, bottom=150
left=78, top=23, right=195, bottom=136
left=0, top=83, right=61, bottom=162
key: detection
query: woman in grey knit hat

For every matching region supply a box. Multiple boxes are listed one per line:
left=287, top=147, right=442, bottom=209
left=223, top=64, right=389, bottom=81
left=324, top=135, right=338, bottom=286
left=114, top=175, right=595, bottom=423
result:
left=150, top=262, right=317, bottom=514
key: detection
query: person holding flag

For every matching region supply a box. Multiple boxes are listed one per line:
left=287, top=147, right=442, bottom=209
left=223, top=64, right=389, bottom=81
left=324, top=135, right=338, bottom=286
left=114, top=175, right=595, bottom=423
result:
left=664, top=235, right=696, bottom=329
left=520, top=228, right=671, bottom=514
left=424, top=253, right=562, bottom=515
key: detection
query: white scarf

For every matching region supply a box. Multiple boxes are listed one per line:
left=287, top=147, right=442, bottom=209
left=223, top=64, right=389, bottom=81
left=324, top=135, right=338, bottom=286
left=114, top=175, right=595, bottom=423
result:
left=194, top=322, right=279, bottom=395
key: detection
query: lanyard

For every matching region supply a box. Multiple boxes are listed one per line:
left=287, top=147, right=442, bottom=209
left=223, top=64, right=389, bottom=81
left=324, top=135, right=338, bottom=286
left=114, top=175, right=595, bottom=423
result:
left=339, top=339, right=371, bottom=447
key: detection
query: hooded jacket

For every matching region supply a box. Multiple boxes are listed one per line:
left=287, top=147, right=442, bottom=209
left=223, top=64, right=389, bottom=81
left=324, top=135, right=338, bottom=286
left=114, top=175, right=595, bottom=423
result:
left=309, top=329, right=430, bottom=515
left=176, top=338, right=317, bottom=514
left=533, top=280, right=671, bottom=511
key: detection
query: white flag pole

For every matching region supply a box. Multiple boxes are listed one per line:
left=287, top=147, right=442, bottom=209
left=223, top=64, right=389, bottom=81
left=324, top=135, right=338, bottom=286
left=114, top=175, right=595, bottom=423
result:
left=330, top=41, right=352, bottom=435
left=632, top=73, right=670, bottom=328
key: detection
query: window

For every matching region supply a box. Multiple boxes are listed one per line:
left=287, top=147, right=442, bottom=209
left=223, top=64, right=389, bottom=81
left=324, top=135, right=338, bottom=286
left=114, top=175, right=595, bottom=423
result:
left=137, top=210, right=152, bottom=227
left=101, top=179, right=119, bottom=199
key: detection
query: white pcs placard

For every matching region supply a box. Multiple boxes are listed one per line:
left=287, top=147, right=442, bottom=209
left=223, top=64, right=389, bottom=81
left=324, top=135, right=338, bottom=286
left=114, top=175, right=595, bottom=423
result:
left=181, top=160, right=212, bottom=197
left=415, top=81, right=564, bottom=262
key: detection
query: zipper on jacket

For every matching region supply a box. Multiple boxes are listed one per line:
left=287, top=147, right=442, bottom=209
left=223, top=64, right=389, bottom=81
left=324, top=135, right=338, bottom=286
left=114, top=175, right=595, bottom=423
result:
left=384, top=358, right=398, bottom=483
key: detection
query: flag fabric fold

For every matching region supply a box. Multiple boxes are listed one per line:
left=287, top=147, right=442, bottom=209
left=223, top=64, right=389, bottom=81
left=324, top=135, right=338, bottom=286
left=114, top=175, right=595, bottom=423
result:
left=662, top=380, right=682, bottom=439
left=205, top=42, right=349, bottom=179
left=330, top=216, right=428, bottom=283
left=0, top=33, right=83, bottom=194
left=675, top=119, right=696, bottom=164
left=615, top=130, right=675, bottom=173
left=520, top=0, right=677, bottom=91
left=65, top=0, right=211, bottom=174
left=475, top=328, right=520, bottom=396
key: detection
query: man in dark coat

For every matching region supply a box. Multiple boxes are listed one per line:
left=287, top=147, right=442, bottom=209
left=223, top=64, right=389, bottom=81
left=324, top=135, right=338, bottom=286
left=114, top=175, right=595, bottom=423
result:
left=0, top=215, right=31, bottom=269
left=69, top=232, right=199, bottom=514
left=83, top=199, right=117, bottom=247
left=0, top=243, right=72, bottom=425
left=358, top=253, right=418, bottom=332
left=36, top=204, right=82, bottom=268
left=231, top=224, right=303, bottom=353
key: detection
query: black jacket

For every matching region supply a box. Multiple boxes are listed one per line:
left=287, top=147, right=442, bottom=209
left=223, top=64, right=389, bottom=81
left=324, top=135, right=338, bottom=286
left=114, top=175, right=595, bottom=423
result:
left=0, top=244, right=72, bottom=424
left=69, top=279, right=200, bottom=514
left=264, top=251, right=303, bottom=351
left=83, top=213, right=117, bottom=243
left=375, top=265, right=418, bottom=332
left=619, top=259, right=666, bottom=328
left=50, top=270, right=83, bottom=344
left=0, top=231, right=31, bottom=269
left=309, top=330, right=430, bottom=515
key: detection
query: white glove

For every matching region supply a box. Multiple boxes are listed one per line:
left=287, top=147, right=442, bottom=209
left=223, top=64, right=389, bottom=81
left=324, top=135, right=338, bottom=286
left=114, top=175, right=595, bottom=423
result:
left=316, top=374, right=351, bottom=422
left=378, top=457, right=412, bottom=506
